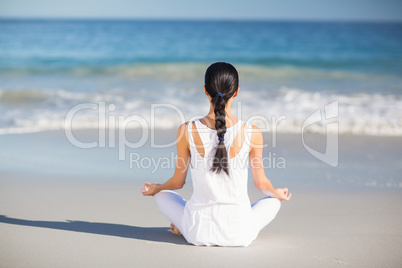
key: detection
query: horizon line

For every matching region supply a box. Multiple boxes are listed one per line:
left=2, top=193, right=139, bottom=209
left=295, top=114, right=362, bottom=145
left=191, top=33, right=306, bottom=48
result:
left=0, top=16, right=401, bottom=24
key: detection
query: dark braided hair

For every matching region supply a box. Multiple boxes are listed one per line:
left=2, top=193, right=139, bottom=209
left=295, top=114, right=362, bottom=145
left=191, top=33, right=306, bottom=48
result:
left=204, top=62, right=239, bottom=175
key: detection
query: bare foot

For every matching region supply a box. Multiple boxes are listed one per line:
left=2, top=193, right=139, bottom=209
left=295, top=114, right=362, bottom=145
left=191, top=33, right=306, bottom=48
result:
left=170, top=223, right=182, bottom=236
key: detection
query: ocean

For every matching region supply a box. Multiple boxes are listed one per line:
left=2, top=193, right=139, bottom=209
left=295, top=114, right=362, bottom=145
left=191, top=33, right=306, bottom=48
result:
left=0, top=19, right=401, bottom=135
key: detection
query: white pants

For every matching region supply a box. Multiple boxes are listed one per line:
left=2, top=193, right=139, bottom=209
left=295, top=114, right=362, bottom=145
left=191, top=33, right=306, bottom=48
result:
left=155, top=190, right=281, bottom=235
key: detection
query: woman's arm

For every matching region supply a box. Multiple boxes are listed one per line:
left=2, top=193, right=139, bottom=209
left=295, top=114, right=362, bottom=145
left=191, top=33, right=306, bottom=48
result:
left=141, top=122, right=191, bottom=196
left=249, top=124, right=291, bottom=201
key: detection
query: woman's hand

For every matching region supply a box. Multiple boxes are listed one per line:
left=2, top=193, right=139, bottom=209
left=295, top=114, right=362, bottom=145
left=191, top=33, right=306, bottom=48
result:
left=274, top=188, right=292, bottom=201
left=141, top=182, right=160, bottom=196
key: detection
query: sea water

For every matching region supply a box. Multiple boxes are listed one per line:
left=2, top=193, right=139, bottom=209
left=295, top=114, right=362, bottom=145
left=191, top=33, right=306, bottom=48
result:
left=0, top=19, right=401, bottom=136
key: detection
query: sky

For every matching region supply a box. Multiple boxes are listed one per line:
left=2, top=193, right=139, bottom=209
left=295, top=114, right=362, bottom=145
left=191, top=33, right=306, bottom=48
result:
left=0, top=0, right=401, bottom=22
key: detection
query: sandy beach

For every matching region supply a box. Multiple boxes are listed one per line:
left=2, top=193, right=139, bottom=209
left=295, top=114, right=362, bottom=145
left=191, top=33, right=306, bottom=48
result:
left=1, top=129, right=401, bottom=267
left=1, top=177, right=401, bottom=267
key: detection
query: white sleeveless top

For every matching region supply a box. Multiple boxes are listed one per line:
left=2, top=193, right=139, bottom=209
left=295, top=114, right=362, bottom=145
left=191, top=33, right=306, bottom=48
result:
left=182, top=119, right=258, bottom=247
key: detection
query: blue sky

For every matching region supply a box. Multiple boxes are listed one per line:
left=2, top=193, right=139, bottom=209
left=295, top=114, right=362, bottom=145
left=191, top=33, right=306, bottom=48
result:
left=0, top=0, right=401, bottom=22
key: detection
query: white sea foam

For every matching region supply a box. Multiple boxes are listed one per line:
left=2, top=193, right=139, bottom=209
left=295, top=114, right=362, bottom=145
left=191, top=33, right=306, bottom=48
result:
left=0, top=85, right=401, bottom=136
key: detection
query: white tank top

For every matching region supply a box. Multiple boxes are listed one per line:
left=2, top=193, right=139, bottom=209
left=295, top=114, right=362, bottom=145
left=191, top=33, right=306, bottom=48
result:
left=181, top=118, right=258, bottom=246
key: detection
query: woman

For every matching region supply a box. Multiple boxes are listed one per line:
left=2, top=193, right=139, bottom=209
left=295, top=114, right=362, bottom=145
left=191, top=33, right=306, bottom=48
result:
left=141, top=62, right=291, bottom=247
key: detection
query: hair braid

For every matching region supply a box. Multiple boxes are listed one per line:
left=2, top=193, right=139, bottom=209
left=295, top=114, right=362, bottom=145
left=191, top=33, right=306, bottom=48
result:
left=204, top=62, right=239, bottom=176
left=211, top=95, right=229, bottom=175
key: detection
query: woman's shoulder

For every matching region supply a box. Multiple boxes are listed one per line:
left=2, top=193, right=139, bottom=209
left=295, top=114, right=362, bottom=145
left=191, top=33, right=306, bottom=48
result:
left=179, top=120, right=196, bottom=128
left=176, top=122, right=190, bottom=140
left=248, top=124, right=263, bottom=150
left=249, top=123, right=261, bottom=132
left=179, top=121, right=191, bottom=127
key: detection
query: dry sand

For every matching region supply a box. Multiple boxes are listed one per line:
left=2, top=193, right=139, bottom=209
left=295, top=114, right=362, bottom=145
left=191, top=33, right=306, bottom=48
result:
left=1, top=175, right=401, bottom=267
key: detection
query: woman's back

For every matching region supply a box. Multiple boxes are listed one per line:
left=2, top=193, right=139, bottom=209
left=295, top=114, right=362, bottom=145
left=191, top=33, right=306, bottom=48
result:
left=182, top=118, right=258, bottom=246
